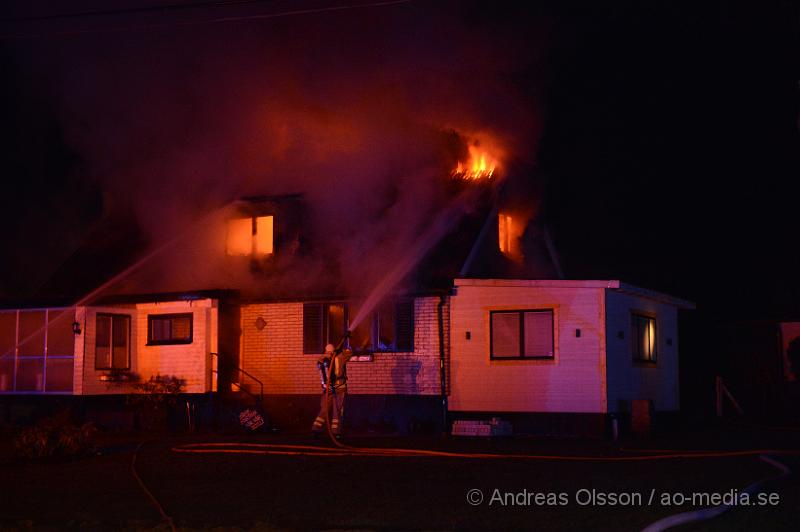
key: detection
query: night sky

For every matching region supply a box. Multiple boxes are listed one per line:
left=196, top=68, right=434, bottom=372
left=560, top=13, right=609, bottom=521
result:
left=1, top=1, right=798, bottom=325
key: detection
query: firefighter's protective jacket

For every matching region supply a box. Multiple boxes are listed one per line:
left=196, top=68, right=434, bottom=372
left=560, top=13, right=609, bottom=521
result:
left=318, top=349, right=353, bottom=390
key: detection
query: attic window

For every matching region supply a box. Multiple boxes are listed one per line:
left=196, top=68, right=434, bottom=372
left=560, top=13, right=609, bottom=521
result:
left=498, top=213, right=514, bottom=255
left=226, top=216, right=274, bottom=256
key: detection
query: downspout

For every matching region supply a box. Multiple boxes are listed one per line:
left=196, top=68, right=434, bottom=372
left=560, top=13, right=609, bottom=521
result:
left=437, top=294, right=448, bottom=434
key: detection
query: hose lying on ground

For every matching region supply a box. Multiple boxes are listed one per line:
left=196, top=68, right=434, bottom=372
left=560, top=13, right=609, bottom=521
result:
left=170, top=442, right=795, bottom=532
left=640, top=453, right=791, bottom=532
left=131, top=440, right=177, bottom=532
left=171, top=442, right=800, bottom=461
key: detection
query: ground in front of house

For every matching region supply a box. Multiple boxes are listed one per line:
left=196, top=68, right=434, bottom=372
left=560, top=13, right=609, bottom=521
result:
left=1, top=427, right=798, bottom=531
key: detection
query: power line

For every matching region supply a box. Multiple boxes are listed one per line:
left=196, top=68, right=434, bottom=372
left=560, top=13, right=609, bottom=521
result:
left=1, top=0, right=271, bottom=24
left=0, top=0, right=413, bottom=40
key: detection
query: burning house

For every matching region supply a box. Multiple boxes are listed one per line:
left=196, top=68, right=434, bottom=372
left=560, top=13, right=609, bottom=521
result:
left=0, top=146, right=693, bottom=436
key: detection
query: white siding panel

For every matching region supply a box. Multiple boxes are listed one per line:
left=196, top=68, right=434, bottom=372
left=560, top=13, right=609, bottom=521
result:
left=605, top=290, right=679, bottom=412
left=449, top=284, right=606, bottom=413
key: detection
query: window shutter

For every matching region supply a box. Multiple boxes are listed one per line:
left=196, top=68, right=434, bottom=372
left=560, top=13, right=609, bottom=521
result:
left=395, top=300, right=414, bottom=352
left=524, top=311, right=553, bottom=358
left=303, top=303, right=324, bottom=354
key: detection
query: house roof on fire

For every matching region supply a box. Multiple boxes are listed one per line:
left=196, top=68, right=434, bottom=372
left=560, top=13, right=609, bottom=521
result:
left=13, top=191, right=563, bottom=307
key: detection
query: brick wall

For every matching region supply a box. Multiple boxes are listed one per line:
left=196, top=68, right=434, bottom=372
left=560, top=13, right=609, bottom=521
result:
left=240, top=296, right=449, bottom=396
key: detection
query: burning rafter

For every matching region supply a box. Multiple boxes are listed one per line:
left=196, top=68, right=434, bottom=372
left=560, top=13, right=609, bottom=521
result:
left=452, top=145, right=497, bottom=181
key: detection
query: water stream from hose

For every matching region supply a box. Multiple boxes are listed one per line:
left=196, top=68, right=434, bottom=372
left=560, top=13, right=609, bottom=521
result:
left=347, top=185, right=484, bottom=331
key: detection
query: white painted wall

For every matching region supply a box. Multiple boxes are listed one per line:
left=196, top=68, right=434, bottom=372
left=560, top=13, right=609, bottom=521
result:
left=73, top=307, right=86, bottom=395
left=604, top=290, right=679, bottom=412
left=448, top=280, right=608, bottom=413
left=135, top=300, right=217, bottom=394
left=77, top=299, right=217, bottom=395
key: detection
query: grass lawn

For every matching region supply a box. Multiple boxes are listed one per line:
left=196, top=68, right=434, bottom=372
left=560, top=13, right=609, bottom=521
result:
left=1, top=429, right=798, bottom=531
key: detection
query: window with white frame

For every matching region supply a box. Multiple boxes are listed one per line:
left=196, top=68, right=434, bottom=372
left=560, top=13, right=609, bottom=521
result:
left=95, top=314, right=131, bottom=370
left=490, top=309, right=554, bottom=359
left=147, top=313, right=193, bottom=345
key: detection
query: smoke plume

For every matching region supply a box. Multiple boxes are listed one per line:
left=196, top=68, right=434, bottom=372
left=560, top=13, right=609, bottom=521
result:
left=9, top=1, right=548, bottom=299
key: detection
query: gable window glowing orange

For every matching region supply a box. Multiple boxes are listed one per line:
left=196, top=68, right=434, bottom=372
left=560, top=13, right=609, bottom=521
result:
left=226, top=216, right=274, bottom=256
left=226, top=218, right=252, bottom=256
left=498, top=213, right=513, bottom=254
left=255, top=216, right=274, bottom=255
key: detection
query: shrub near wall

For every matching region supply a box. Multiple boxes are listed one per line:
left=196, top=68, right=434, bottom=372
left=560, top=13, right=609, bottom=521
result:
left=128, top=374, right=185, bottom=432
left=13, top=410, right=96, bottom=459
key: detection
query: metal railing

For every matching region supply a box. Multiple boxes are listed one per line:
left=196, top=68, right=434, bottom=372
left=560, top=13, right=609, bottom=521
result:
left=210, top=352, right=263, bottom=405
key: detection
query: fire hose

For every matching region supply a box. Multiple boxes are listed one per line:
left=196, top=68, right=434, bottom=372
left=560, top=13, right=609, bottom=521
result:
left=172, top=443, right=799, bottom=462
left=170, top=340, right=798, bottom=531
left=169, top=442, right=795, bottom=532
left=640, top=453, right=791, bottom=532
left=171, top=341, right=798, bottom=531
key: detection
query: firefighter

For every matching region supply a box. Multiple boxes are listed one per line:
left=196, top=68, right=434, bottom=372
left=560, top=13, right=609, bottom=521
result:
left=311, top=343, right=353, bottom=436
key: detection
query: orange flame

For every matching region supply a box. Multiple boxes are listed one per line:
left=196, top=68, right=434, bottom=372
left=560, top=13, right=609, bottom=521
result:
left=452, top=145, right=497, bottom=180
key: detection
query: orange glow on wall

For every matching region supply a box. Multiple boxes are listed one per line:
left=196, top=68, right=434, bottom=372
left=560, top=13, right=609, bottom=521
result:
left=255, top=216, right=274, bottom=255
left=226, top=218, right=252, bottom=256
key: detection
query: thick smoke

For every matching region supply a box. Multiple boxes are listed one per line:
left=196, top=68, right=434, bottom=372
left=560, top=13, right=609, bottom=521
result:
left=13, top=1, right=547, bottom=298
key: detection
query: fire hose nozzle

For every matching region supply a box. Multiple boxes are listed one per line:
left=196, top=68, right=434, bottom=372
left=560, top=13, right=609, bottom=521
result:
left=334, top=331, right=351, bottom=352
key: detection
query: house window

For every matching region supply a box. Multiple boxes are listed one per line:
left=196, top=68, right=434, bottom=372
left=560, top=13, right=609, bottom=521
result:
left=498, top=213, right=513, bottom=254
left=147, top=313, right=193, bottom=345
left=303, top=301, right=414, bottom=354
left=632, top=313, right=657, bottom=362
left=349, top=300, right=414, bottom=353
left=490, top=310, right=554, bottom=359
left=226, top=215, right=273, bottom=256
left=96, top=314, right=131, bottom=370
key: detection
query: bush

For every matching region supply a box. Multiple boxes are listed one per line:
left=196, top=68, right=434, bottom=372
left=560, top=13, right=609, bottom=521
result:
left=13, top=410, right=96, bottom=459
left=128, top=374, right=186, bottom=431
